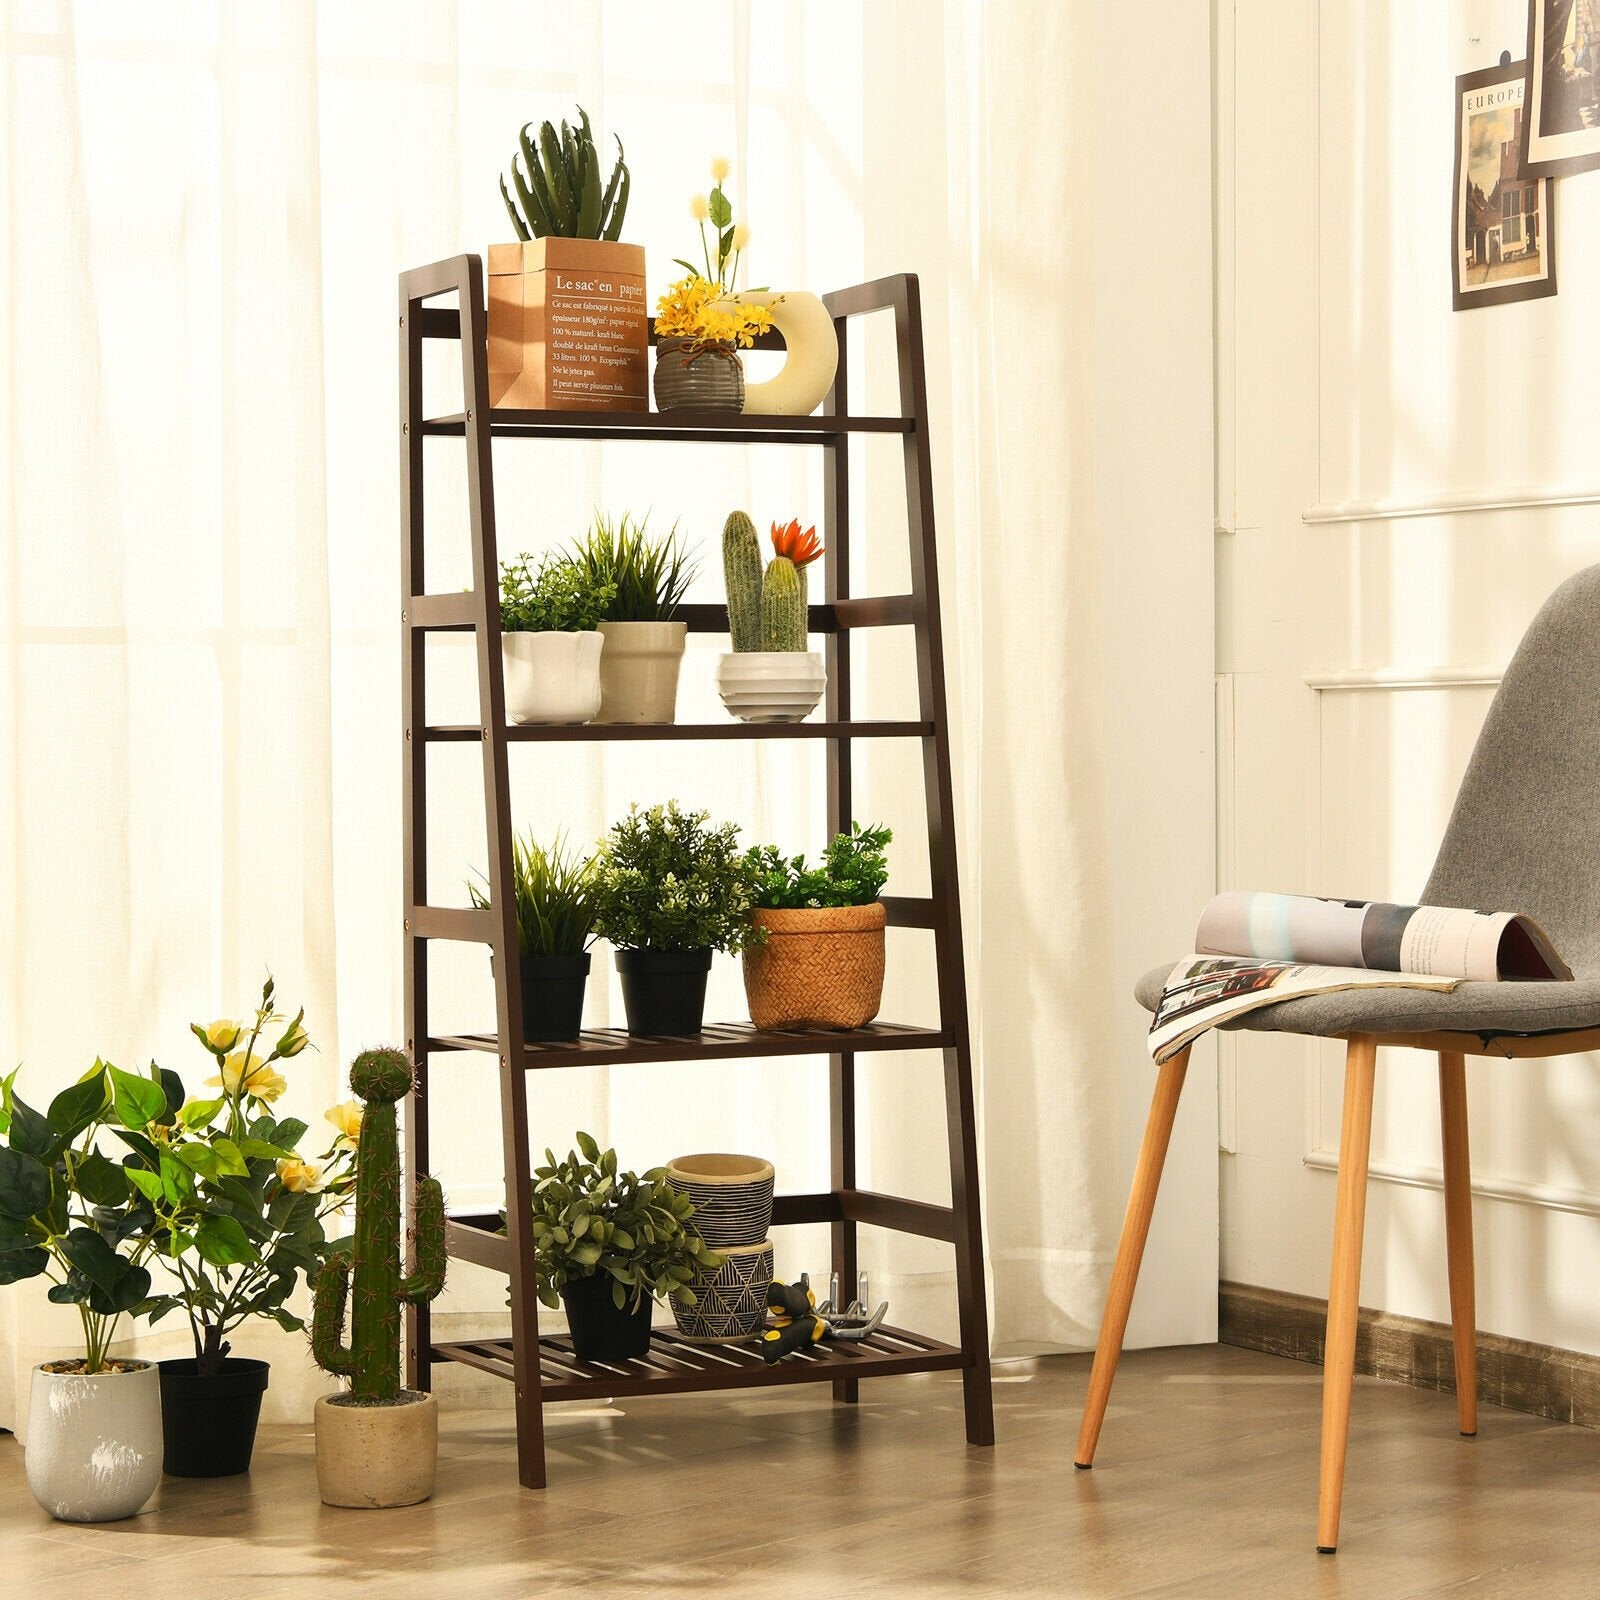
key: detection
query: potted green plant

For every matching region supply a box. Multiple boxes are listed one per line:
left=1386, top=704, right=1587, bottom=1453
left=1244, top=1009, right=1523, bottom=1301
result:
left=469, top=831, right=599, bottom=1042
left=498, top=551, right=616, bottom=725
left=592, top=802, right=760, bottom=1035
left=526, top=1133, right=722, bottom=1362
left=1, top=1059, right=162, bottom=1522
left=742, top=824, right=893, bottom=1030
left=716, top=513, right=827, bottom=722
left=311, top=1047, right=446, bottom=1509
left=491, top=106, right=646, bottom=411
left=129, top=980, right=356, bottom=1478
left=567, top=512, right=698, bottom=723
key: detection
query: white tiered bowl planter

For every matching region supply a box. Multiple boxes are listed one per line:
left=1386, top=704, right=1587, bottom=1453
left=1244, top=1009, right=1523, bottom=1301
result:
left=501, top=630, right=604, bottom=725
left=25, top=1360, right=163, bottom=1523
left=716, top=652, right=826, bottom=723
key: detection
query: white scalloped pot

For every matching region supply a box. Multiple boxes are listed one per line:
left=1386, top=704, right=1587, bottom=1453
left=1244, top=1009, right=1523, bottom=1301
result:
left=735, top=291, right=840, bottom=416
left=25, top=1361, right=163, bottom=1523
left=716, top=651, right=826, bottom=723
left=502, top=630, right=604, bottom=725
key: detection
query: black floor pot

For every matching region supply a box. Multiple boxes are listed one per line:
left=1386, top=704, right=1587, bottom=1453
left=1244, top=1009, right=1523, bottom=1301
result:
left=561, top=1274, right=653, bottom=1363
left=520, top=951, right=591, bottom=1042
left=158, top=1357, right=270, bottom=1477
left=614, top=947, right=712, bottom=1035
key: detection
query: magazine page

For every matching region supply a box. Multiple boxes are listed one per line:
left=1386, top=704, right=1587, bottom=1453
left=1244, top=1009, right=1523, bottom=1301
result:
left=1194, top=891, right=1571, bottom=982
left=1147, top=956, right=1459, bottom=1065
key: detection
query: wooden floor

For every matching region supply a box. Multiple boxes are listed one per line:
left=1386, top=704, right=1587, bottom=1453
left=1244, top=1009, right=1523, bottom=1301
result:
left=4, top=1344, right=1600, bottom=1597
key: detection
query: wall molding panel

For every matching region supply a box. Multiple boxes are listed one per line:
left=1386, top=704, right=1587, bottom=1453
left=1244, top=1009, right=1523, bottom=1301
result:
left=1303, top=484, right=1600, bottom=526
left=1302, top=1149, right=1600, bottom=1220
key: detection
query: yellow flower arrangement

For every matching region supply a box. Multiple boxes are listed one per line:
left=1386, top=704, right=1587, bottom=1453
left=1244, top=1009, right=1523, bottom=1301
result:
left=275, top=1156, right=326, bottom=1194
left=208, top=1048, right=288, bottom=1103
left=655, top=273, right=774, bottom=354
left=326, top=1098, right=363, bottom=1149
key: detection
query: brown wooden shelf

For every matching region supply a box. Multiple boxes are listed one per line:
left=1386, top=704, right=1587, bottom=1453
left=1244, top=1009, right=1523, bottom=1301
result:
left=421, top=409, right=913, bottom=444
left=423, top=719, right=932, bottom=743
left=429, top=1019, right=948, bottom=1070
left=432, top=1323, right=965, bottom=1402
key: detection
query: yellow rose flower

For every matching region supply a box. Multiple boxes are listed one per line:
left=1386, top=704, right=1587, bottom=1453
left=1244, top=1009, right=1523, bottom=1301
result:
left=325, top=1100, right=363, bottom=1149
left=275, top=1157, right=325, bottom=1194
left=690, top=193, right=710, bottom=222
left=731, top=222, right=751, bottom=250
left=198, top=1018, right=243, bottom=1054
left=710, top=155, right=730, bottom=183
left=275, top=1014, right=310, bottom=1058
left=209, top=1050, right=287, bottom=1103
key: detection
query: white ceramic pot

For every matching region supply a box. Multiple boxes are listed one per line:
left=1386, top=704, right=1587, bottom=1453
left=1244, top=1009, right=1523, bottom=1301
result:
left=734, top=291, right=840, bottom=416
left=595, top=621, right=688, bottom=724
left=25, top=1360, right=163, bottom=1523
left=315, top=1390, right=439, bottom=1509
left=502, top=629, right=604, bottom=725
left=715, top=651, right=826, bottom=723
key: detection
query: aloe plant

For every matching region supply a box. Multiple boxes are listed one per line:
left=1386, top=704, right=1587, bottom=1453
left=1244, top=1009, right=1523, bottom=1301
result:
left=500, top=107, right=630, bottom=242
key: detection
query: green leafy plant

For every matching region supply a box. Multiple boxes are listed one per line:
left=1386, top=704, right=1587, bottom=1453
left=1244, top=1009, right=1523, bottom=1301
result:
left=131, top=980, right=356, bottom=1374
left=500, top=106, right=630, bottom=242
left=591, top=802, right=759, bottom=953
left=744, top=824, right=893, bottom=909
left=311, top=1048, right=446, bottom=1404
left=523, top=1133, right=721, bottom=1311
left=567, top=512, right=697, bottom=623
left=498, top=552, right=615, bottom=634
left=0, top=1061, right=159, bottom=1373
left=468, top=832, right=599, bottom=959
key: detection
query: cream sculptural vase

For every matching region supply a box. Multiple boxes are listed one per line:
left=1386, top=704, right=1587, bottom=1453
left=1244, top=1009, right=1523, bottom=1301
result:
left=734, top=291, right=839, bottom=416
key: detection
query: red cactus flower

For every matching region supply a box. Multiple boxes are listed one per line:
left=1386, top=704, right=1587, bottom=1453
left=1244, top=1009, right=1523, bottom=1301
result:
left=771, top=519, right=824, bottom=567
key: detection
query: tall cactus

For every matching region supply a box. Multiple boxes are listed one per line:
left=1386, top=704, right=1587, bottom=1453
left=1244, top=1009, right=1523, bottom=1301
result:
left=722, top=510, right=764, bottom=652
left=312, top=1048, right=446, bottom=1403
left=761, top=556, right=808, bottom=652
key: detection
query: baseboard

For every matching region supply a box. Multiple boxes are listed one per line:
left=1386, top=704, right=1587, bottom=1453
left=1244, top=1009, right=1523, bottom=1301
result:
left=1219, top=1280, right=1600, bottom=1430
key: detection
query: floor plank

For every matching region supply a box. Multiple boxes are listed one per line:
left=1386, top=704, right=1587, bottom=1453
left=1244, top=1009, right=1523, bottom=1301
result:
left=2, top=1345, right=1597, bottom=1597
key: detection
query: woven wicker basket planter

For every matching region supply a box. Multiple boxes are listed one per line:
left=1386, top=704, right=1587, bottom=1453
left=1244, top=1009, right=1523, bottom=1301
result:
left=742, top=902, right=887, bottom=1031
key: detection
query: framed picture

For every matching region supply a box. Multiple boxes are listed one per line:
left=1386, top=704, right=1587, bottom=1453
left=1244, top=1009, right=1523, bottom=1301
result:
left=1452, top=59, right=1557, bottom=311
left=1522, top=1, right=1600, bottom=176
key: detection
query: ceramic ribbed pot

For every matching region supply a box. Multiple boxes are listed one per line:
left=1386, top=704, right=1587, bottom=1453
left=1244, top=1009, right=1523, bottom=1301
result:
left=715, top=651, right=826, bottom=723
left=653, top=342, right=745, bottom=412
left=25, top=1360, right=163, bottom=1523
left=666, top=1153, right=776, bottom=1248
left=594, top=621, right=687, bottom=723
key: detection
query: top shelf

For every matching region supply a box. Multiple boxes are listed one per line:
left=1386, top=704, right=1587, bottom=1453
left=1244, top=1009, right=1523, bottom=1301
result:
left=420, top=410, right=913, bottom=444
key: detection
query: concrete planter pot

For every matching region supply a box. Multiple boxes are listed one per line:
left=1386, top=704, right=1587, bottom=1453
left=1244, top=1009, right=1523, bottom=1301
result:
left=25, top=1360, right=163, bottom=1523
left=502, top=629, right=604, bottom=725
left=315, top=1389, right=438, bottom=1509
left=594, top=620, right=687, bottom=723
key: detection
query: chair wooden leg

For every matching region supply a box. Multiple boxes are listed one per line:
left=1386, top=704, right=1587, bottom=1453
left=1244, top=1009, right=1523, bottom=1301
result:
left=1317, top=1034, right=1377, bottom=1553
left=1075, top=1046, right=1191, bottom=1469
left=1438, top=1049, right=1478, bottom=1437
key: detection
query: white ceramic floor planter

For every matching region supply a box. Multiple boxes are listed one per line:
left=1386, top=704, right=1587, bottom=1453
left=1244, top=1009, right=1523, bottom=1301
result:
left=595, top=621, right=688, bottom=723
left=315, top=1391, right=439, bottom=1509
left=715, top=651, right=826, bottom=723
left=25, top=1361, right=164, bottom=1523
left=502, top=630, right=604, bottom=725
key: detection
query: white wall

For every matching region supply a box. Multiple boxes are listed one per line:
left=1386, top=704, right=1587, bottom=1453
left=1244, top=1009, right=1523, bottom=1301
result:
left=1218, top=0, right=1600, bottom=1354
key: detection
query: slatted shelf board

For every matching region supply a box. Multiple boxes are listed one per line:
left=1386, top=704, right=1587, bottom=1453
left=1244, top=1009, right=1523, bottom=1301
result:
left=428, top=1020, right=950, bottom=1070
left=433, top=1324, right=965, bottom=1402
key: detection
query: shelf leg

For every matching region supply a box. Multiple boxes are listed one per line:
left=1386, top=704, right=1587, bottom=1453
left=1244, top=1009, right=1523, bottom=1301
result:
left=830, top=1049, right=860, bottom=1406
left=944, top=1040, right=995, bottom=1446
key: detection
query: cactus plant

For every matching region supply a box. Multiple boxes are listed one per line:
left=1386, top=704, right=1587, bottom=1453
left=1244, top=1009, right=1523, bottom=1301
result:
left=722, top=510, right=764, bottom=652
left=759, top=520, right=825, bottom=653
left=311, top=1048, right=446, bottom=1403
left=500, top=106, right=630, bottom=242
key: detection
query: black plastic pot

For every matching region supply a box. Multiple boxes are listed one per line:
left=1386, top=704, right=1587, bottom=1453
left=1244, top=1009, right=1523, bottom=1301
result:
left=158, top=1357, right=270, bottom=1477
left=561, top=1274, right=653, bottom=1363
left=614, top=947, right=712, bottom=1035
left=519, top=951, right=591, bottom=1042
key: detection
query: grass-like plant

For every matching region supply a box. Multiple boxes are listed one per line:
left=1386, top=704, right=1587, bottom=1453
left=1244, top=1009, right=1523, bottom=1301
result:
left=468, top=832, right=598, bottom=959
left=498, top=552, right=615, bottom=634
left=744, top=823, right=892, bottom=909
left=500, top=106, right=630, bottom=243
left=591, top=802, right=758, bottom=953
left=524, top=1133, right=722, bottom=1311
left=567, top=513, right=696, bottom=623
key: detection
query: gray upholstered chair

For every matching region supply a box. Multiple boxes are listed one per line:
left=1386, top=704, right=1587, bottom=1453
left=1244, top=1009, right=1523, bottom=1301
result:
left=1074, top=563, right=1600, bottom=1552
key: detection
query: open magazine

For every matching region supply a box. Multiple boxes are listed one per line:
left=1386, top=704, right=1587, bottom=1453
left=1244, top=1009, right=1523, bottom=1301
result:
left=1148, top=892, right=1572, bottom=1065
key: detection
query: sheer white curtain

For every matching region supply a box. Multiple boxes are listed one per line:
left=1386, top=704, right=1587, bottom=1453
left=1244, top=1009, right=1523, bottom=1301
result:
left=0, top=0, right=1216, bottom=1429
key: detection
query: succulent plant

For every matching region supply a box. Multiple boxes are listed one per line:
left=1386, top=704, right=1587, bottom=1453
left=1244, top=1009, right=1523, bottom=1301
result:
left=500, top=106, right=629, bottom=242
left=722, top=510, right=763, bottom=652
left=311, top=1048, right=445, bottom=1403
left=759, top=520, right=824, bottom=653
